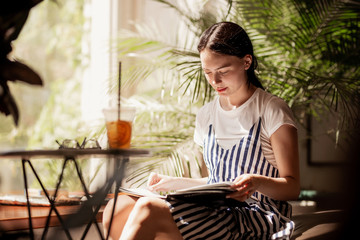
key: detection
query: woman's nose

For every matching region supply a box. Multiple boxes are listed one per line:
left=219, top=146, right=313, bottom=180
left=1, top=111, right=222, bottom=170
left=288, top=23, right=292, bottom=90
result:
left=212, top=73, right=222, bottom=84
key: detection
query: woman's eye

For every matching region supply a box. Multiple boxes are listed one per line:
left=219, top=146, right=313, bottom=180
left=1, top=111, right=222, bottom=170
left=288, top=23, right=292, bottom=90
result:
left=219, top=71, right=228, bottom=75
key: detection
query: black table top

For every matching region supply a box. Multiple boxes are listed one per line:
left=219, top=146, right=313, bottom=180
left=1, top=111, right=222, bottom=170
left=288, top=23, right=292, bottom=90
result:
left=0, top=148, right=151, bottom=159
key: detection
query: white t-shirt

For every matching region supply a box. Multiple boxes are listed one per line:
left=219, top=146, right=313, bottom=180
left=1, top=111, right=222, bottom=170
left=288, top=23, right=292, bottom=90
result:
left=194, top=88, right=296, bottom=168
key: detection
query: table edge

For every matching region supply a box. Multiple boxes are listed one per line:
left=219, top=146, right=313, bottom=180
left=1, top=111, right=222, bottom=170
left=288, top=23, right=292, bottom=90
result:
left=0, top=149, right=151, bottom=158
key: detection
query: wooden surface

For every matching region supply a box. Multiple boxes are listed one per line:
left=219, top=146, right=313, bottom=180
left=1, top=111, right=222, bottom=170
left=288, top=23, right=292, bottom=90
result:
left=0, top=204, right=104, bottom=232
left=0, top=193, right=129, bottom=232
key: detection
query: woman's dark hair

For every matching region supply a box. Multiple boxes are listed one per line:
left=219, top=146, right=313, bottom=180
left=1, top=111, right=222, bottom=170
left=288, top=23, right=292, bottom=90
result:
left=198, top=22, right=264, bottom=89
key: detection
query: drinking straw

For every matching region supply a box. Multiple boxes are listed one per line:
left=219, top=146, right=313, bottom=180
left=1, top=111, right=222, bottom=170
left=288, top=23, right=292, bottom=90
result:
left=118, top=61, right=121, bottom=121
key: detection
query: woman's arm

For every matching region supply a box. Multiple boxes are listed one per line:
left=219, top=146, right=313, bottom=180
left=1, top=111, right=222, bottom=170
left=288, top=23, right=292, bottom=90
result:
left=228, top=124, right=300, bottom=201
left=147, top=172, right=208, bottom=192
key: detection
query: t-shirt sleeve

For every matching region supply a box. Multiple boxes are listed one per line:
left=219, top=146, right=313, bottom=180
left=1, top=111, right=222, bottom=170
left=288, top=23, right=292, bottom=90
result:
left=193, top=104, right=211, bottom=147
left=194, top=108, right=205, bottom=146
left=263, top=96, right=297, bottom=138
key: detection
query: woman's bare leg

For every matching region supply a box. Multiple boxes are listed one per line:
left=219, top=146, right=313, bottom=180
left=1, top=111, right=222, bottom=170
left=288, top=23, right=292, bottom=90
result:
left=120, top=197, right=183, bottom=240
left=102, top=195, right=138, bottom=240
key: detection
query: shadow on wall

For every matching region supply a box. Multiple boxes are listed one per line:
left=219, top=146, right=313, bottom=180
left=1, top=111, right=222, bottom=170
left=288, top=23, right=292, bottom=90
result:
left=335, top=132, right=360, bottom=238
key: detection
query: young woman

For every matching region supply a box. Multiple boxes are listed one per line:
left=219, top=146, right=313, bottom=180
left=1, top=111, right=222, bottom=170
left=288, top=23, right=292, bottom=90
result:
left=102, top=21, right=300, bottom=240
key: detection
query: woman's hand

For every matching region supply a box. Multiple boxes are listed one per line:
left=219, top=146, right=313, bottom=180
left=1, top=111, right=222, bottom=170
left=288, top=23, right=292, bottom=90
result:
left=147, top=173, right=208, bottom=192
left=226, top=174, right=261, bottom=202
left=147, top=172, right=178, bottom=192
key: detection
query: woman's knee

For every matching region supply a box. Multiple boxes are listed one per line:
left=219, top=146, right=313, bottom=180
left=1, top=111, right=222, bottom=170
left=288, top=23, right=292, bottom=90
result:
left=126, top=197, right=182, bottom=238
left=102, top=195, right=137, bottom=227
left=131, top=197, right=169, bottom=222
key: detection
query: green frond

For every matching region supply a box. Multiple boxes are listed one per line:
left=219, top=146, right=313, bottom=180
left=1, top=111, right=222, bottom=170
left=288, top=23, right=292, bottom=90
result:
left=113, top=0, right=360, bottom=186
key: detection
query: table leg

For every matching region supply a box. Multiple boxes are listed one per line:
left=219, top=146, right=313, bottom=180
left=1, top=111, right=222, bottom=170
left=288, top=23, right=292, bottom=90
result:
left=73, top=157, right=104, bottom=240
left=22, top=158, right=34, bottom=240
left=41, top=157, right=69, bottom=239
left=80, top=180, right=111, bottom=240
left=25, top=158, right=73, bottom=240
left=105, top=156, right=128, bottom=240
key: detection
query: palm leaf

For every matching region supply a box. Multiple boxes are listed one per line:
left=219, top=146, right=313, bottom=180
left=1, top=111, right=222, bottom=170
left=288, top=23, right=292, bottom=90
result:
left=110, top=0, right=360, bottom=186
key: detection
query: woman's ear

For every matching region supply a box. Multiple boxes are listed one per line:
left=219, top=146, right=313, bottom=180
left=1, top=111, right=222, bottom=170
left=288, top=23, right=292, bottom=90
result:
left=244, top=54, right=252, bottom=70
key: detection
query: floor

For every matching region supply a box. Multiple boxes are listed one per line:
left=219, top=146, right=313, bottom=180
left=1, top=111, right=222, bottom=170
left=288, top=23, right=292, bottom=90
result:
left=290, top=200, right=349, bottom=240
left=291, top=209, right=344, bottom=239
left=1, top=223, right=105, bottom=240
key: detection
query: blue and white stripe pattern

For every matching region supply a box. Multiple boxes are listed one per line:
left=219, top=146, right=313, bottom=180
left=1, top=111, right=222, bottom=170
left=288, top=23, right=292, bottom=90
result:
left=167, top=118, right=295, bottom=239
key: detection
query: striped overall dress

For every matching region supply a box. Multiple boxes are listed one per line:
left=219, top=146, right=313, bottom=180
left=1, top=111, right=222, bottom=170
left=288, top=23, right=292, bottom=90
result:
left=167, top=118, right=295, bottom=239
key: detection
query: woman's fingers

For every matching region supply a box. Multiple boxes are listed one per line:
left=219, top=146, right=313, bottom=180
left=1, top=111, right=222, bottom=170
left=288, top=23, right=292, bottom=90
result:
left=226, top=189, right=253, bottom=201
left=232, top=175, right=249, bottom=187
left=147, top=172, right=160, bottom=187
left=147, top=173, right=171, bottom=191
left=227, top=177, right=255, bottom=201
left=149, top=182, right=164, bottom=191
left=232, top=183, right=249, bottom=191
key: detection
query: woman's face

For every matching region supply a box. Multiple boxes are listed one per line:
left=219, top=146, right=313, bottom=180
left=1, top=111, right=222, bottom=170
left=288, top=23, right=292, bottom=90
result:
left=200, top=48, right=251, bottom=97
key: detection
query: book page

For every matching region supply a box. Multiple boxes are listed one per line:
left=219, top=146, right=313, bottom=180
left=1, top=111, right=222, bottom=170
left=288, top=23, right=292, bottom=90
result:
left=119, top=187, right=166, bottom=199
left=175, top=181, right=234, bottom=193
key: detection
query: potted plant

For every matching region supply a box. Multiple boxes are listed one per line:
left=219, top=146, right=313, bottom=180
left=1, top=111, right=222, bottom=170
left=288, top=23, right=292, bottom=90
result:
left=0, top=0, right=44, bottom=126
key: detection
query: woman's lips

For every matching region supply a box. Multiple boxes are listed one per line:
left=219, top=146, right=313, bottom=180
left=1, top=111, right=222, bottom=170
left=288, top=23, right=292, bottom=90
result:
left=216, top=87, right=227, bottom=93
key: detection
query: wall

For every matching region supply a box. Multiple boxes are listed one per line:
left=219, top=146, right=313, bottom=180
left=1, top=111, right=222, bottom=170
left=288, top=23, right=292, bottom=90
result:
left=297, top=124, right=347, bottom=193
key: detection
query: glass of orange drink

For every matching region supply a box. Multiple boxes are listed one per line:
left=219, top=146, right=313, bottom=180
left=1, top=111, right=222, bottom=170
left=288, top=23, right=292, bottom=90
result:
left=102, top=106, right=136, bottom=149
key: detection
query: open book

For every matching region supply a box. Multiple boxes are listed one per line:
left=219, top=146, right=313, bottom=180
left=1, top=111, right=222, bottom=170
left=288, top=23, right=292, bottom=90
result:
left=118, top=181, right=236, bottom=206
